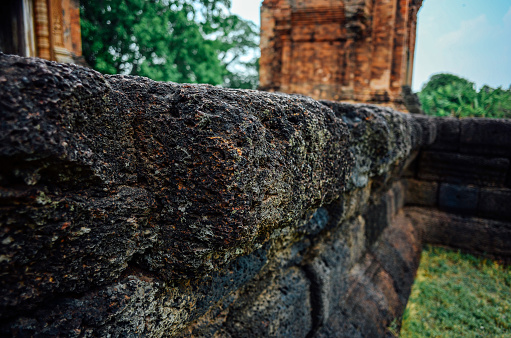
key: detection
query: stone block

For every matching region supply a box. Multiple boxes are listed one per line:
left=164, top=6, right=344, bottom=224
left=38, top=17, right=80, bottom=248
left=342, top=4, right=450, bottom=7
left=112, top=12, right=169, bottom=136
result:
left=460, top=118, right=511, bottom=157
left=302, top=216, right=366, bottom=334
left=315, top=212, right=422, bottom=338
left=392, top=180, right=406, bottom=213
left=222, top=267, right=312, bottom=337
left=428, top=117, right=460, bottom=151
left=405, top=178, right=438, bottom=206
left=418, top=151, right=509, bottom=186
left=2, top=244, right=271, bottom=337
left=0, top=54, right=426, bottom=334
left=322, top=102, right=417, bottom=188
left=411, top=115, right=437, bottom=146
left=478, top=188, right=511, bottom=221
left=438, top=183, right=479, bottom=214
left=326, top=183, right=372, bottom=227
left=370, top=211, right=422, bottom=306
left=363, top=195, right=392, bottom=247
left=406, top=207, right=511, bottom=261
left=402, top=150, right=419, bottom=178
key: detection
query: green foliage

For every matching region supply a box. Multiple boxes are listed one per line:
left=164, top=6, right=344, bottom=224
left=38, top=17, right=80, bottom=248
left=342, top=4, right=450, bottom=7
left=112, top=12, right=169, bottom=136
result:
left=400, top=245, right=511, bottom=337
left=80, top=0, right=259, bottom=88
left=419, top=73, right=511, bottom=118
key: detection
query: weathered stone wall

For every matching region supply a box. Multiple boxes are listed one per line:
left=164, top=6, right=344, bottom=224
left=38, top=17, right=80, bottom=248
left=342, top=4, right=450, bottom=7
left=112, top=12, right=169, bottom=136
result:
left=404, top=117, right=511, bottom=261
left=0, top=54, right=509, bottom=337
left=259, top=0, right=422, bottom=106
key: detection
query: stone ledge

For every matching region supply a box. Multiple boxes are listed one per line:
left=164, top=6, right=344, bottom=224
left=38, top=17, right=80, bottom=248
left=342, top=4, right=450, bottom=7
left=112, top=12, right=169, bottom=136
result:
left=3, top=53, right=510, bottom=337
left=460, top=118, right=511, bottom=157
left=0, top=53, right=419, bottom=333
left=405, top=207, right=511, bottom=262
left=418, top=151, right=509, bottom=186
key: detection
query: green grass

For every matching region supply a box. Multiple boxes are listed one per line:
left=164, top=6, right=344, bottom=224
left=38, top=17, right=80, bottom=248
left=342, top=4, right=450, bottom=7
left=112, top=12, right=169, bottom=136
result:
left=400, top=245, right=511, bottom=337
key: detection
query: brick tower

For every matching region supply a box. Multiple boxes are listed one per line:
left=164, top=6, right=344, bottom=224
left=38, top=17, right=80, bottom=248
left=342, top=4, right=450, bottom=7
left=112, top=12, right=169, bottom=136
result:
left=260, top=0, right=423, bottom=106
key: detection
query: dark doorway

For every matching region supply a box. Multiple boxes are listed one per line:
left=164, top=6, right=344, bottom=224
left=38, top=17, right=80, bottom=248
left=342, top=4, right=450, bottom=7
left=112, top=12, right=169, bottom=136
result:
left=0, top=0, right=35, bottom=56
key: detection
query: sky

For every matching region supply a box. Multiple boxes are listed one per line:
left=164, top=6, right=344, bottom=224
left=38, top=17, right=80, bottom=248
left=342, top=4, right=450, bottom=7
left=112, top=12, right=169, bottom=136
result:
left=230, top=0, right=511, bottom=92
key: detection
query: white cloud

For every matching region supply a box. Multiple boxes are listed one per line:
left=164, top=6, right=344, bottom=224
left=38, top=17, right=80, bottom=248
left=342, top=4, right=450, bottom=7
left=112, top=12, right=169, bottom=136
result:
left=438, top=14, right=488, bottom=48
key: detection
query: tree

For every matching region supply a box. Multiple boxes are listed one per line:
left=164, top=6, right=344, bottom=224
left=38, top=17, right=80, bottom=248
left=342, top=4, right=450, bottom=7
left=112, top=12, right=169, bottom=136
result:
left=80, top=0, right=259, bottom=88
left=419, top=73, right=511, bottom=118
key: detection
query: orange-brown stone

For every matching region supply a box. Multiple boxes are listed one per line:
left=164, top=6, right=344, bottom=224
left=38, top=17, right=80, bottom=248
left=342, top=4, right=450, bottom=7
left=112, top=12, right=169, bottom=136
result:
left=260, top=0, right=422, bottom=106
left=1, top=0, right=82, bottom=63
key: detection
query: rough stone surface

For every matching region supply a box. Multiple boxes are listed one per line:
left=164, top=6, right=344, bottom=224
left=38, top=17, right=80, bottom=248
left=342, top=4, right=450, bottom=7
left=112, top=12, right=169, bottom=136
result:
left=460, top=118, right=511, bottom=157
left=2, top=53, right=509, bottom=337
left=321, top=101, right=423, bottom=189
left=303, top=215, right=367, bottom=334
left=0, top=53, right=351, bottom=308
left=0, top=54, right=420, bottom=336
left=411, top=115, right=437, bottom=146
left=181, top=186, right=417, bottom=338
left=364, top=194, right=392, bottom=247
left=427, top=117, right=460, bottom=151
left=222, top=267, right=313, bottom=337
left=315, top=211, right=422, bottom=337
left=2, top=243, right=271, bottom=337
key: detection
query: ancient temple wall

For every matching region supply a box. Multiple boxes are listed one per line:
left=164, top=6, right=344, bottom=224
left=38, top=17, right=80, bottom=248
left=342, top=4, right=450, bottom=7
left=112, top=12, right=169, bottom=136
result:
left=1, top=0, right=83, bottom=62
left=1, top=54, right=510, bottom=336
left=260, top=0, right=423, bottom=106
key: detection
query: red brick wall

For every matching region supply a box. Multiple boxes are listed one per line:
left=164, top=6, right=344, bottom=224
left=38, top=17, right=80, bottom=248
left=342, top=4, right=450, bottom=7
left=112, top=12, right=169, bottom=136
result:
left=260, top=0, right=423, bottom=106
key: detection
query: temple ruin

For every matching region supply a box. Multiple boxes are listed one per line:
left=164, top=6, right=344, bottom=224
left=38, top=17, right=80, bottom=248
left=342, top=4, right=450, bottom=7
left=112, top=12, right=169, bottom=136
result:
left=1, top=1, right=510, bottom=337
left=0, top=0, right=82, bottom=63
left=260, top=0, right=423, bottom=106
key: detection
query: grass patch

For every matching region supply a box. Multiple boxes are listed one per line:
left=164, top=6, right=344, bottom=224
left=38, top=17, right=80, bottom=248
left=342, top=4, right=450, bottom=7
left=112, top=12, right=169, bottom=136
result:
left=400, top=245, right=511, bottom=337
